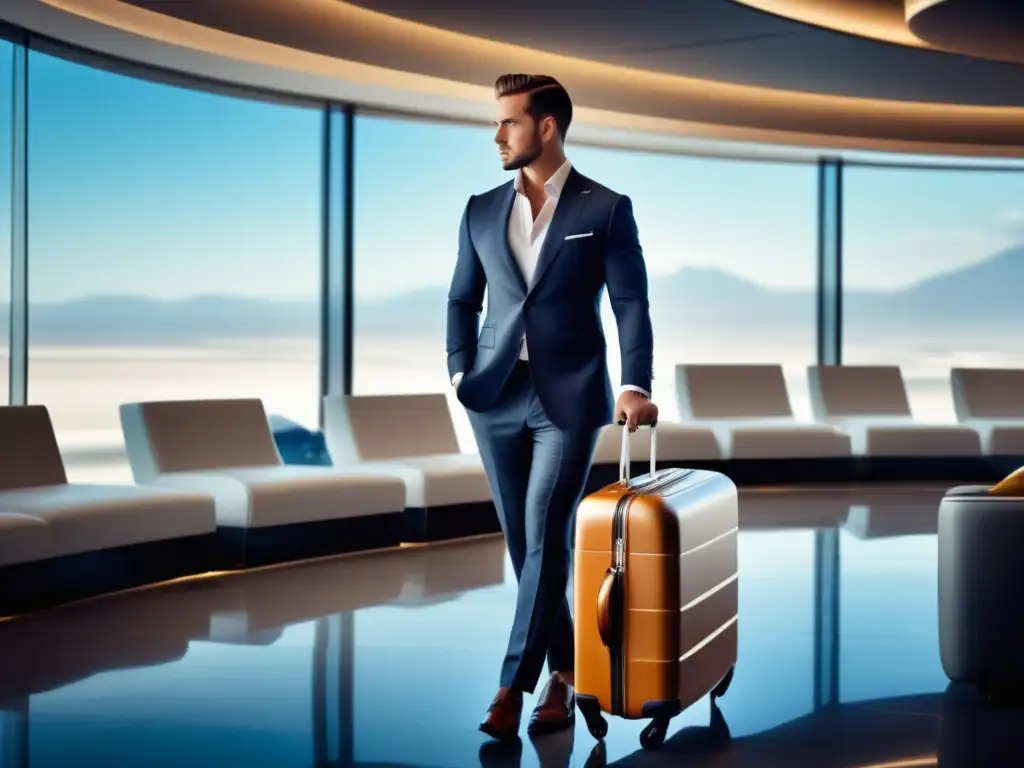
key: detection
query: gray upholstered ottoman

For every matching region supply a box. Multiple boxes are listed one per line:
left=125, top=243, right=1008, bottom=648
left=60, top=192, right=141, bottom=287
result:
left=938, top=470, right=1024, bottom=701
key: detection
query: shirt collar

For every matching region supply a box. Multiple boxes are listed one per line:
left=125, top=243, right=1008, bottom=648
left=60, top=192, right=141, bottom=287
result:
left=513, top=158, right=573, bottom=198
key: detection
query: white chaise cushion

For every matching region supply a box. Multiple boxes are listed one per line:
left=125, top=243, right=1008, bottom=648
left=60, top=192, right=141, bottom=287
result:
left=150, top=466, right=406, bottom=528
left=676, top=364, right=796, bottom=421
left=809, top=365, right=914, bottom=420
left=322, top=394, right=493, bottom=507
left=725, top=423, right=852, bottom=460
left=0, top=485, right=216, bottom=558
left=985, top=427, right=1024, bottom=455
left=675, top=364, right=849, bottom=459
left=951, top=368, right=1024, bottom=455
left=952, top=367, right=1024, bottom=421
left=345, top=454, right=491, bottom=508
left=808, top=365, right=981, bottom=457
left=0, top=406, right=69, bottom=491
left=120, top=399, right=285, bottom=485
left=848, top=422, right=982, bottom=457
left=321, top=394, right=490, bottom=508
left=323, top=394, right=462, bottom=461
left=0, top=512, right=51, bottom=567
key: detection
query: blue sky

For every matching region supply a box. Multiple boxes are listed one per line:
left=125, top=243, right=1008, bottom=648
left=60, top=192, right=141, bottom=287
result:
left=5, top=43, right=1024, bottom=303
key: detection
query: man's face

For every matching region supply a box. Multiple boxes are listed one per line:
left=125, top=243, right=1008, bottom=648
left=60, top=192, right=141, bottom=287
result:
left=494, top=93, right=544, bottom=172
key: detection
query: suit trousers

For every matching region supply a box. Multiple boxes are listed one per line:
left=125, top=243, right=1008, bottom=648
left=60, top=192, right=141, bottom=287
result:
left=467, top=360, right=600, bottom=693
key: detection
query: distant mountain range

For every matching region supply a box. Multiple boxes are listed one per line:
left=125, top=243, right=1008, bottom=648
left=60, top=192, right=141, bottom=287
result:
left=9, top=246, right=1024, bottom=344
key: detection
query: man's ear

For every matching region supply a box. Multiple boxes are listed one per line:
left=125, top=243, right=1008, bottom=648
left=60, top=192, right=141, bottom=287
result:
left=541, top=116, right=558, bottom=142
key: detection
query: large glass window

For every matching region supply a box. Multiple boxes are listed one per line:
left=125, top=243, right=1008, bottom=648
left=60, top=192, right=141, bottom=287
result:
left=26, top=51, right=323, bottom=482
left=352, top=116, right=506, bottom=450
left=352, top=115, right=818, bottom=452
left=567, top=147, right=818, bottom=421
left=843, top=164, right=1024, bottom=422
left=0, top=40, right=14, bottom=406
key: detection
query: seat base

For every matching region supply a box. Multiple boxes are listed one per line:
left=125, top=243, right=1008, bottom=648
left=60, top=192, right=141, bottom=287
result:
left=860, top=425, right=981, bottom=458
left=726, top=457, right=854, bottom=486
left=938, top=492, right=1024, bottom=693
left=218, top=511, right=406, bottom=568
left=0, top=531, right=219, bottom=617
left=859, top=456, right=991, bottom=483
left=986, top=427, right=1024, bottom=457
left=401, top=501, right=501, bottom=543
left=985, top=454, right=1024, bottom=479
left=0, top=560, right=48, bottom=616
left=590, top=455, right=1000, bottom=489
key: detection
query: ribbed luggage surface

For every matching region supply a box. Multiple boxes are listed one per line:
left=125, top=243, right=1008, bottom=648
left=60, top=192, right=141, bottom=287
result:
left=573, top=426, right=738, bottom=752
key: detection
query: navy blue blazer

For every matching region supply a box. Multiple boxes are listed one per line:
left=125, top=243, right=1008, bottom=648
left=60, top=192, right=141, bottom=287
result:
left=446, top=166, right=654, bottom=431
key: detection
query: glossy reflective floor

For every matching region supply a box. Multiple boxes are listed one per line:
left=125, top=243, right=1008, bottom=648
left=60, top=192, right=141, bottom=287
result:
left=2, top=484, right=1023, bottom=767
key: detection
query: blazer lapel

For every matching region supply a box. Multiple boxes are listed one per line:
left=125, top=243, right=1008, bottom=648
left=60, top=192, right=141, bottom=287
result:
left=495, top=182, right=527, bottom=295
left=528, top=169, right=590, bottom=295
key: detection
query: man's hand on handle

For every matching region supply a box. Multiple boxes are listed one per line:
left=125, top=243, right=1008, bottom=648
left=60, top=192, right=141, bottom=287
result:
left=615, top=390, right=658, bottom=432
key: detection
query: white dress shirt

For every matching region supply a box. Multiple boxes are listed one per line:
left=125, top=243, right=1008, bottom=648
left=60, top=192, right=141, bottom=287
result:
left=453, top=159, right=650, bottom=400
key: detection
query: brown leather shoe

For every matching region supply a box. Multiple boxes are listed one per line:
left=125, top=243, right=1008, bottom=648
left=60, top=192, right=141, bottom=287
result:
left=527, top=673, right=575, bottom=735
left=479, top=687, right=523, bottom=741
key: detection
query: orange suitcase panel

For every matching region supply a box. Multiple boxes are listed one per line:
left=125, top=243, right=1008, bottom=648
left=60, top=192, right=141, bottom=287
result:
left=574, top=426, right=738, bottom=751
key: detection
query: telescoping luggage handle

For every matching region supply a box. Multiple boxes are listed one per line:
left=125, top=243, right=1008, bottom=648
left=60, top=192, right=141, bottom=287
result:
left=618, top=420, right=658, bottom=484
left=601, top=419, right=659, bottom=650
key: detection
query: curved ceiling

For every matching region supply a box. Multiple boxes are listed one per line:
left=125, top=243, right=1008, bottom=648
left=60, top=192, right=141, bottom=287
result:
left=4, top=0, right=1024, bottom=158
left=732, top=0, right=926, bottom=48
left=908, top=0, right=1024, bottom=65
left=329, top=0, right=1024, bottom=105
left=735, top=0, right=1024, bottom=66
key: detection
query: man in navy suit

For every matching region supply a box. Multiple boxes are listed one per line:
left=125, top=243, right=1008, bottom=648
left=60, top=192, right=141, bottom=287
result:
left=446, top=73, right=658, bottom=741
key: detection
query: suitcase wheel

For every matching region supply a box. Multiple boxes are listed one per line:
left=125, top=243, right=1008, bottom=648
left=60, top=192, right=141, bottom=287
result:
left=712, top=666, right=735, bottom=700
left=640, top=717, right=669, bottom=750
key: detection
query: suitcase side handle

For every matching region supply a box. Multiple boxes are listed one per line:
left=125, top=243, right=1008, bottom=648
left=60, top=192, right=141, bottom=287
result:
left=619, top=423, right=657, bottom=483
left=597, top=567, right=618, bottom=649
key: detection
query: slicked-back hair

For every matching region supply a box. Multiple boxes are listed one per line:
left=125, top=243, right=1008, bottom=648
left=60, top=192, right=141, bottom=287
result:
left=494, top=74, right=573, bottom=142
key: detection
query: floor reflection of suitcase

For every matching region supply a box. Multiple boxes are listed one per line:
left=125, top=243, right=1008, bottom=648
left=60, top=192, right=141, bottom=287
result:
left=574, top=424, right=739, bottom=751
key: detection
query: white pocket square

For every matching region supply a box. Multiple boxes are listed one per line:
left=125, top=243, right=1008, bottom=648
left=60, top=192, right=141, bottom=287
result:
left=564, top=232, right=593, bottom=241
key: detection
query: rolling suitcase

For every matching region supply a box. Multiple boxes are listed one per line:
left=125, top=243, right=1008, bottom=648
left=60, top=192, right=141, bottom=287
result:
left=574, top=423, right=739, bottom=750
